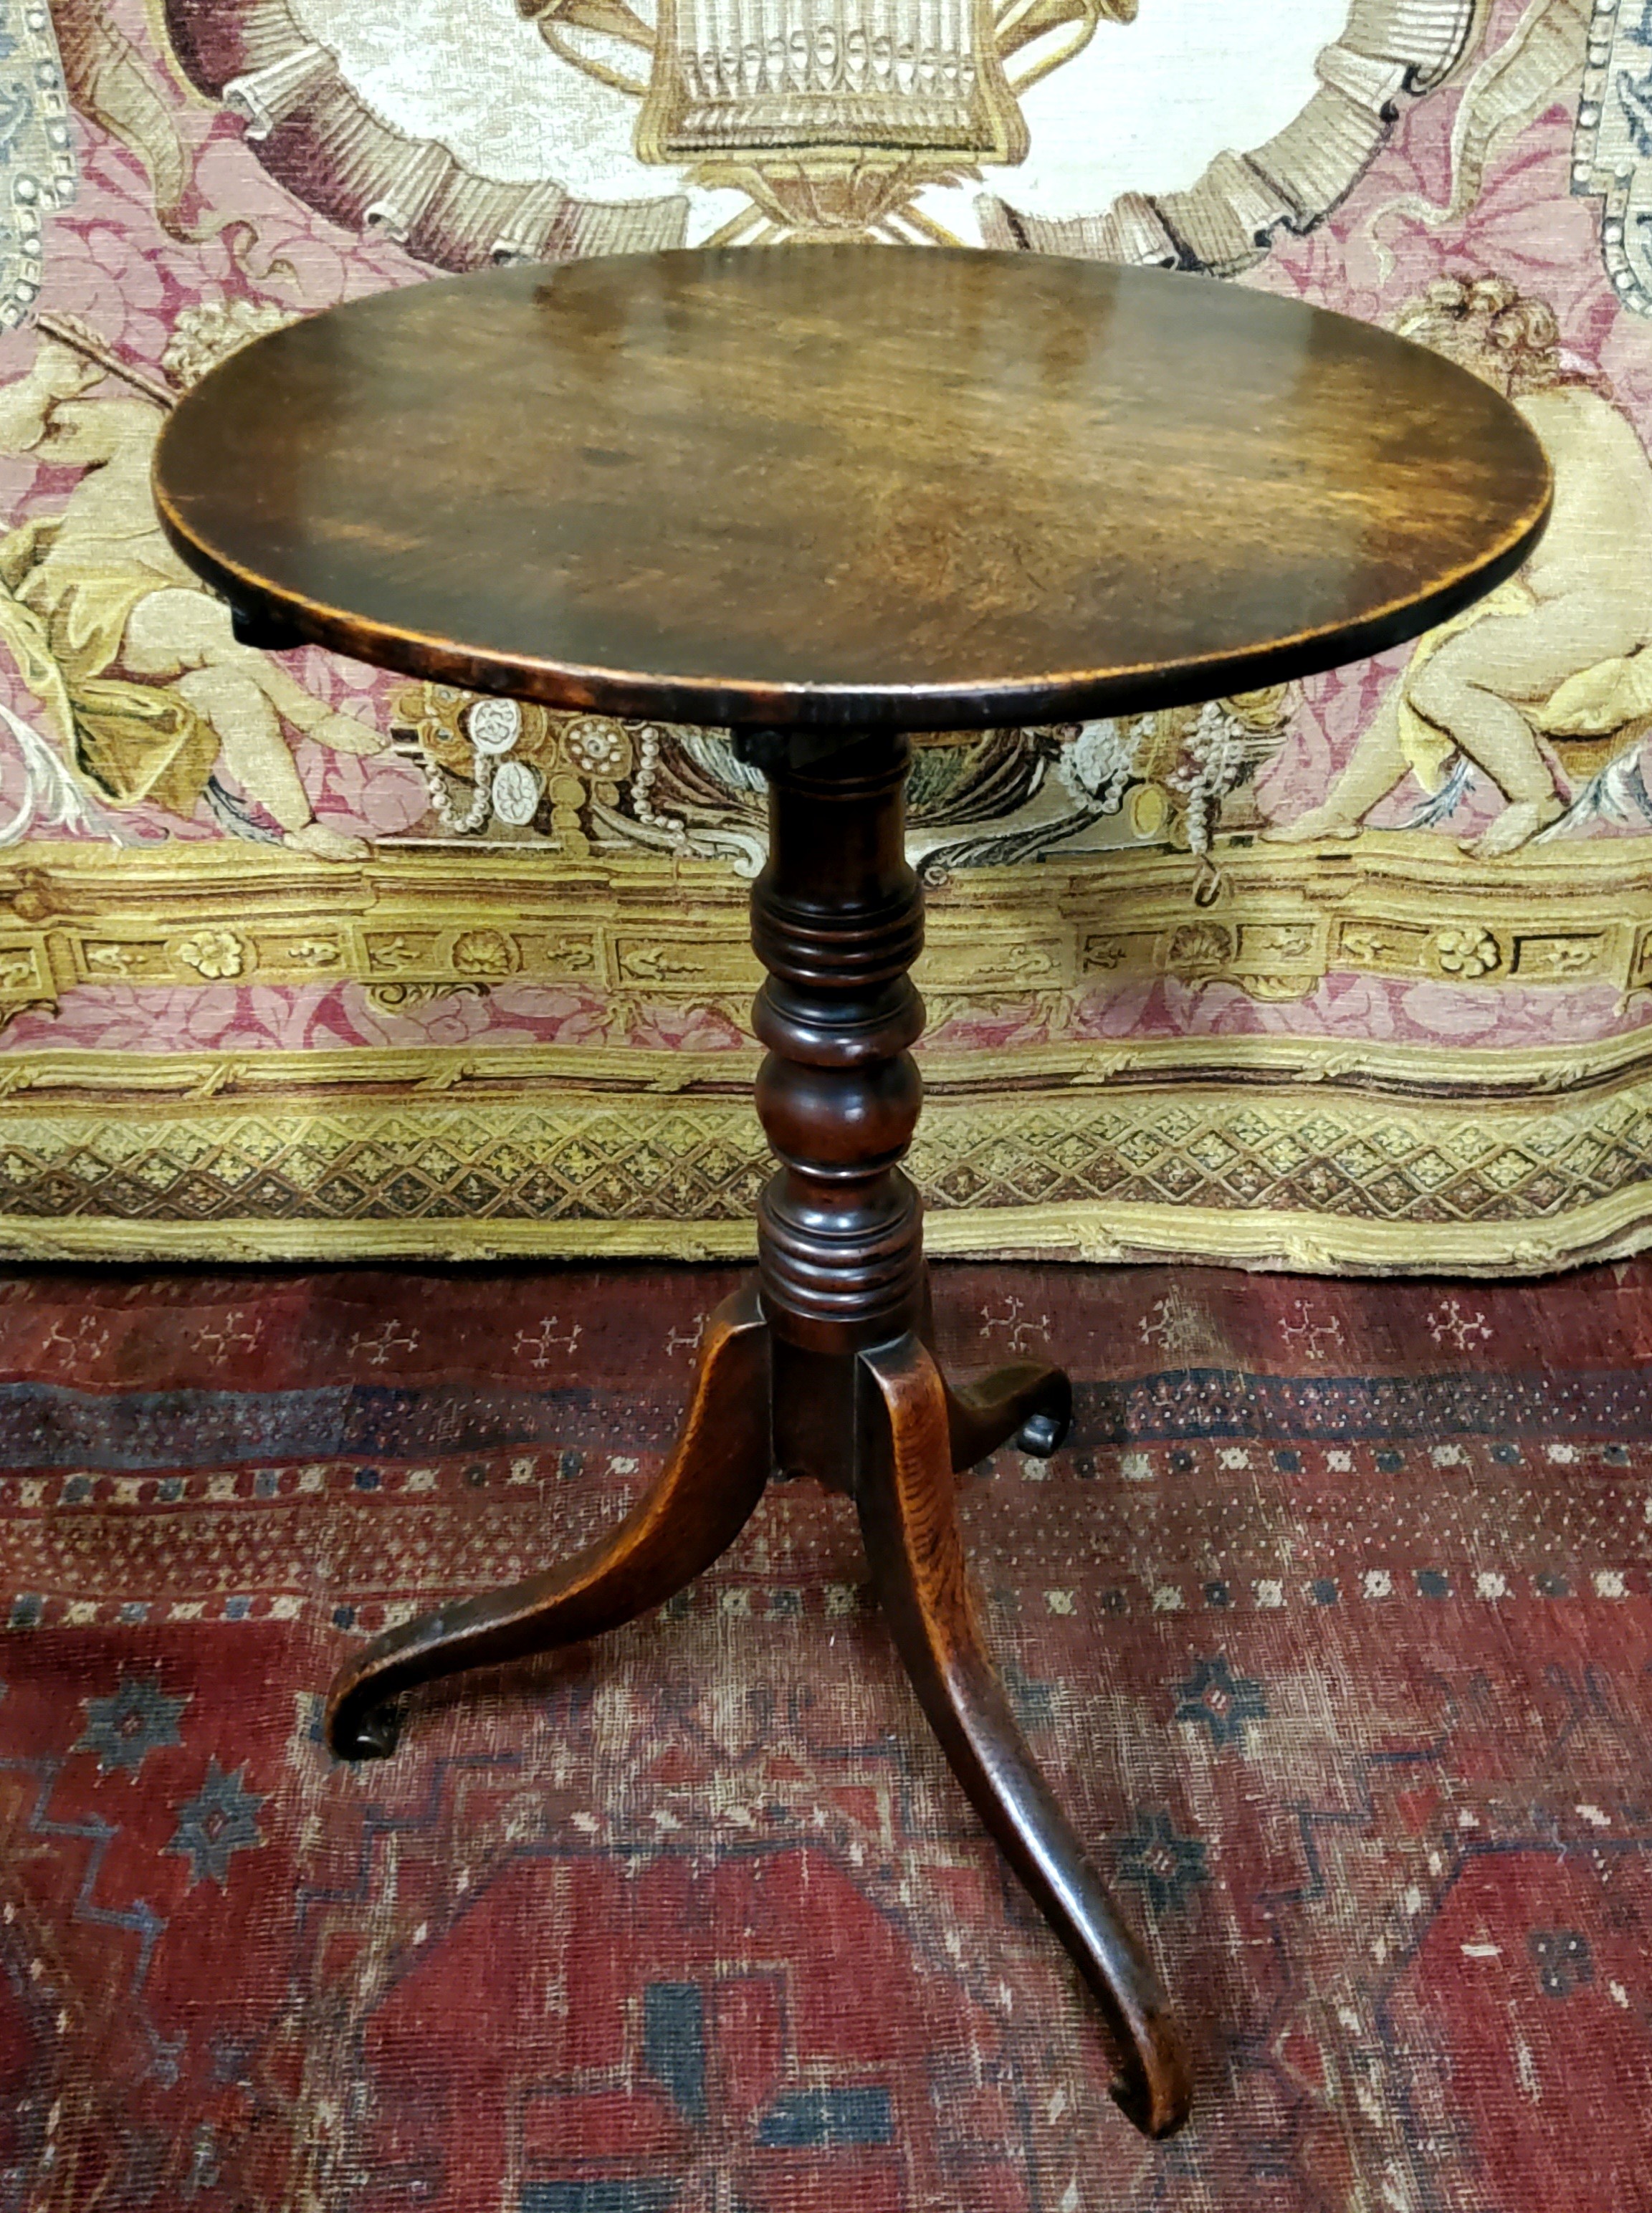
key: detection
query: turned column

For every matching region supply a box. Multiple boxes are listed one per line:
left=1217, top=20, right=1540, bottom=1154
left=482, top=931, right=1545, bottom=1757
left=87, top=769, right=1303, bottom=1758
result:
left=744, top=732, right=927, bottom=1488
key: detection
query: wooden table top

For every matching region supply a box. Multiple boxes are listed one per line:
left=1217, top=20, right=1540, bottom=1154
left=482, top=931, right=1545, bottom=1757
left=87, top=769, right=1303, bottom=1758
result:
left=153, top=247, right=1550, bottom=735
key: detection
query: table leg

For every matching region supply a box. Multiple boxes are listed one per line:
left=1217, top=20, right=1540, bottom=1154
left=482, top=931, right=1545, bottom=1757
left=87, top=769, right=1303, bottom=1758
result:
left=857, top=1332, right=1191, bottom=2138
left=750, top=730, right=1190, bottom=2137
left=942, top=1359, right=1073, bottom=1468
left=323, top=1286, right=771, bottom=1758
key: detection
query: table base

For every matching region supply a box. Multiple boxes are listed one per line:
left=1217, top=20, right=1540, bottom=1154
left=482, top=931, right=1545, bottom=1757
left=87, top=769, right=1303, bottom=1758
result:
left=323, top=732, right=1192, bottom=2138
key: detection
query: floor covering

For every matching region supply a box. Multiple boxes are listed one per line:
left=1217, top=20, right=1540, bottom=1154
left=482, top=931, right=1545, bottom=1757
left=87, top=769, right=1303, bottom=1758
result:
left=1, top=1258, right=1650, bottom=2211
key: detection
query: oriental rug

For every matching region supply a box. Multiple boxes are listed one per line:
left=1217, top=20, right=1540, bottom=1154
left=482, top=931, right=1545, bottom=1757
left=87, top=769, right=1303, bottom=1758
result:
left=2, top=1256, right=1651, bottom=2209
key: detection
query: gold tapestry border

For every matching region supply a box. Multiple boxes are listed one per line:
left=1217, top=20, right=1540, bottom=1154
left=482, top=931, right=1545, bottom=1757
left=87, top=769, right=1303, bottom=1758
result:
left=0, top=1066, right=1648, bottom=1274
left=4, top=836, right=1651, bottom=1272
left=2, top=1190, right=1650, bottom=1278
left=3, top=832, right=1651, bottom=1020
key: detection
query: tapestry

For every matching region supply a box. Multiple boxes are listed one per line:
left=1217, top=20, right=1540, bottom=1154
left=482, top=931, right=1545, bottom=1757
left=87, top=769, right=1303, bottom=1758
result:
left=4, top=1255, right=1652, bottom=2206
left=0, top=0, right=1650, bottom=1269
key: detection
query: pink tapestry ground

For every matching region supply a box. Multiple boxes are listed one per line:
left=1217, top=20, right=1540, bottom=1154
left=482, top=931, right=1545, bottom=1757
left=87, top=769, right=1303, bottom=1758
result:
left=2, top=1257, right=1651, bottom=2208
left=1, top=1, right=1651, bottom=1276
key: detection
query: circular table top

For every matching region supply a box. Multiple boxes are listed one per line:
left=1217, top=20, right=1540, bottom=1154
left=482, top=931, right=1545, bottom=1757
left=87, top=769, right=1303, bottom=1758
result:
left=154, top=247, right=1550, bottom=735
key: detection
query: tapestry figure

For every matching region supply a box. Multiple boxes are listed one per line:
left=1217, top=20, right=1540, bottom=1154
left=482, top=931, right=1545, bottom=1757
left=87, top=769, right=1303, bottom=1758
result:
left=0, top=314, right=385, bottom=860
left=1267, top=274, right=1652, bottom=858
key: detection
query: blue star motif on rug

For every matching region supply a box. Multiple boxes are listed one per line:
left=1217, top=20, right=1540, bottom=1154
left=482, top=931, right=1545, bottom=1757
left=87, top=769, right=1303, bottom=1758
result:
left=167, top=1759, right=267, bottom=1888
left=74, top=1673, right=190, bottom=1776
left=1116, top=1809, right=1209, bottom=1913
left=1174, top=1654, right=1268, bottom=1750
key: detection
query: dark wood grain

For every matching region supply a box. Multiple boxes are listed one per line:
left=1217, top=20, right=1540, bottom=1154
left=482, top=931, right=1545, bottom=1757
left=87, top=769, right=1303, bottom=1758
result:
left=324, top=1286, right=770, bottom=1759
left=153, top=246, right=1550, bottom=737
left=856, top=1331, right=1193, bottom=2138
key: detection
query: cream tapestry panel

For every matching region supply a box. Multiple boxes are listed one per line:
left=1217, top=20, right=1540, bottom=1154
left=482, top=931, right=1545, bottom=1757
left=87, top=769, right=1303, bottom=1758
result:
left=0, top=0, right=1648, bottom=1271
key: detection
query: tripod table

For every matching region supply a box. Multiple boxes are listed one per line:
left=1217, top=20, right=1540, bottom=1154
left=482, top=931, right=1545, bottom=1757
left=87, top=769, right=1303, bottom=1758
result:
left=152, top=245, right=1550, bottom=2140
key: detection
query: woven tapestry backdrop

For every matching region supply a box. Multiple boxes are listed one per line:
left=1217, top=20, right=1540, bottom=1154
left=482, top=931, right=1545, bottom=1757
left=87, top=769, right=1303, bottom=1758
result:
left=0, top=0, right=1649, bottom=1272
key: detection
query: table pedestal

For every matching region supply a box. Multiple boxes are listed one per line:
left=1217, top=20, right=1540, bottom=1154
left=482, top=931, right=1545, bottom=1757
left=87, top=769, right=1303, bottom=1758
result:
left=323, top=732, right=1191, bottom=2138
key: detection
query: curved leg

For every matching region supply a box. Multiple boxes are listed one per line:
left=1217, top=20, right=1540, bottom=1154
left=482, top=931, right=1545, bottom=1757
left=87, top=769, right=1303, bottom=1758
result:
left=944, top=1361, right=1072, bottom=1470
left=325, top=1286, right=772, bottom=1761
left=855, top=1333, right=1192, bottom=2141
left=915, top=1274, right=1071, bottom=1468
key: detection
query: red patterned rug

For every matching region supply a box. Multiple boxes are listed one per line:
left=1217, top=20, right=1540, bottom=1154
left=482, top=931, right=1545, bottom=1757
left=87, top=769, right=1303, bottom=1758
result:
left=3, top=1258, right=1651, bottom=2210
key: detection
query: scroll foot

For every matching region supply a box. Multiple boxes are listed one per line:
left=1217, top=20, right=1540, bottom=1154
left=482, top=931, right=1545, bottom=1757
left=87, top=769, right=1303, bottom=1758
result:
left=943, top=1360, right=1073, bottom=1471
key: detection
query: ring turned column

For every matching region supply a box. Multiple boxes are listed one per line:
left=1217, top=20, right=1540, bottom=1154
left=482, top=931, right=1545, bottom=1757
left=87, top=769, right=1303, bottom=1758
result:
left=745, top=732, right=927, bottom=1489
